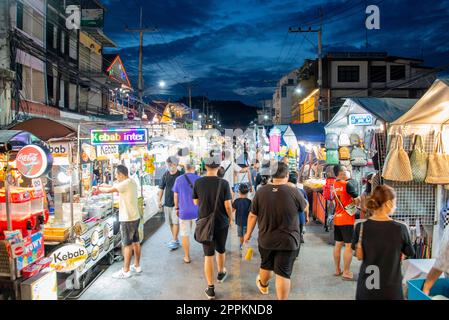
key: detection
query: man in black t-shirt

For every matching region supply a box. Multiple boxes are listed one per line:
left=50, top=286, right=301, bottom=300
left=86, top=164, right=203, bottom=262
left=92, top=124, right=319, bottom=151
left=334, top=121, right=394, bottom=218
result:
left=193, top=158, right=233, bottom=300
left=158, top=156, right=183, bottom=250
left=244, top=162, right=307, bottom=300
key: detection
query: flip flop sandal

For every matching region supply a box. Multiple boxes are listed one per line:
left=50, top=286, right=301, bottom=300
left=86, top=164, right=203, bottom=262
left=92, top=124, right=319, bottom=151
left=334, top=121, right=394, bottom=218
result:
left=183, top=258, right=191, bottom=264
left=342, top=275, right=356, bottom=281
left=334, top=272, right=343, bottom=276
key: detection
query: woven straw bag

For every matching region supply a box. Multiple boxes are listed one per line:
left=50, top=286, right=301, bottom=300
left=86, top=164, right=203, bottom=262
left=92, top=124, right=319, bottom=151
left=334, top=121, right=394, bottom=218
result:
left=382, top=134, right=413, bottom=182
left=425, top=132, right=449, bottom=184
left=410, top=135, right=428, bottom=183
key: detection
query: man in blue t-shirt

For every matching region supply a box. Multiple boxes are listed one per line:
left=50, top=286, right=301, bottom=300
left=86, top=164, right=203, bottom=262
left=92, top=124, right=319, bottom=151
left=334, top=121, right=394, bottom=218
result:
left=173, top=162, right=200, bottom=264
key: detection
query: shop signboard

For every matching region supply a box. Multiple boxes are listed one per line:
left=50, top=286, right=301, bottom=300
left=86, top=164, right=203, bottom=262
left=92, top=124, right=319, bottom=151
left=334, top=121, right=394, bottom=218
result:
left=96, top=145, right=119, bottom=160
left=49, top=244, right=88, bottom=273
left=49, top=142, right=70, bottom=165
left=348, top=114, right=374, bottom=126
left=16, top=145, right=49, bottom=179
left=16, top=232, right=44, bottom=271
left=91, top=129, right=148, bottom=146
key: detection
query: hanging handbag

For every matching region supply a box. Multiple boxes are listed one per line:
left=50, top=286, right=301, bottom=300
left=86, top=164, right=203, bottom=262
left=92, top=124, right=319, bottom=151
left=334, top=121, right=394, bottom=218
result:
left=339, top=133, right=351, bottom=147
left=350, top=133, right=361, bottom=146
left=194, top=180, right=222, bottom=244
left=355, top=222, right=364, bottom=261
left=340, top=160, right=351, bottom=166
left=326, top=149, right=339, bottom=165
left=425, top=132, right=449, bottom=184
left=382, top=134, right=413, bottom=182
left=410, top=135, right=428, bottom=183
left=333, top=189, right=357, bottom=216
left=351, top=147, right=368, bottom=167
left=326, top=133, right=339, bottom=150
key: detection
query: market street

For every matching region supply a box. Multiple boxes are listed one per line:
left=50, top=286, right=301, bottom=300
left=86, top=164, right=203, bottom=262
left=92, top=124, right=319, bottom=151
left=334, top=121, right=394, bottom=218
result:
left=80, top=217, right=361, bottom=300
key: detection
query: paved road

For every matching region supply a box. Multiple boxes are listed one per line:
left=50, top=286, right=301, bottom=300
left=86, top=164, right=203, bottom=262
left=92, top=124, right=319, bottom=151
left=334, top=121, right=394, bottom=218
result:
left=80, top=219, right=361, bottom=300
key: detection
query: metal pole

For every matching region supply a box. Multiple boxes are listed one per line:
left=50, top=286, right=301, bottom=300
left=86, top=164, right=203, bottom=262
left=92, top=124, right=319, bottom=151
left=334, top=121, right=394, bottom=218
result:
left=5, top=152, right=16, bottom=281
left=138, top=7, right=143, bottom=108
left=69, top=145, right=74, bottom=239
left=318, top=28, right=323, bottom=122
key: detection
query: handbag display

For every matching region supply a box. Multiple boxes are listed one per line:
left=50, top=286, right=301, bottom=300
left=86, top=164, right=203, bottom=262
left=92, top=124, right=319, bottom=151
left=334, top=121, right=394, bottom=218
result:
left=326, top=133, right=339, bottom=150
left=326, top=149, right=339, bottom=165
left=339, top=147, right=350, bottom=160
left=194, top=180, right=222, bottom=244
left=410, top=135, right=428, bottom=183
left=355, top=222, right=364, bottom=261
left=382, top=134, right=413, bottom=182
left=350, top=133, right=360, bottom=146
left=425, top=132, right=449, bottom=184
left=340, top=160, right=351, bottom=166
left=351, top=147, right=368, bottom=167
left=339, top=133, right=351, bottom=147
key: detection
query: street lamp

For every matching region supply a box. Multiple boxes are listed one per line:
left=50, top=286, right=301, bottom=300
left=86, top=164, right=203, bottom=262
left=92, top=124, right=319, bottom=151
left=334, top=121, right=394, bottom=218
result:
left=159, top=80, right=166, bottom=88
left=294, top=87, right=303, bottom=95
left=264, top=115, right=269, bottom=120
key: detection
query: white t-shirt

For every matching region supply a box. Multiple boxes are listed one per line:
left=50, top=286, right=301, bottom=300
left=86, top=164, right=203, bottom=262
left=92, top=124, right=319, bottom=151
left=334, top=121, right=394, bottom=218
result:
left=115, top=178, right=140, bottom=222
left=435, top=225, right=449, bottom=274
left=220, top=160, right=241, bottom=187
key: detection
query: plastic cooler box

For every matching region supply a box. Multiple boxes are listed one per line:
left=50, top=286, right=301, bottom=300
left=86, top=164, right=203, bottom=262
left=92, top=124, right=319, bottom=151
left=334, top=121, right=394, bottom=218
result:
left=0, top=190, right=32, bottom=237
left=407, top=278, right=449, bottom=300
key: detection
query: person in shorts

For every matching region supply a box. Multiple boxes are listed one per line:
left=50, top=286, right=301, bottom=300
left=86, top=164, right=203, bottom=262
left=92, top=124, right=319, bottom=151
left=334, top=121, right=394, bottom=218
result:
left=244, top=162, right=307, bottom=300
left=158, top=156, right=183, bottom=250
left=96, top=165, right=141, bottom=279
left=333, top=165, right=360, bottom=281
left=173, top=162, right=200, bottom=264
left=193, top=155, right=233, bottom=300
left=232, top=184, right=252, bottom=250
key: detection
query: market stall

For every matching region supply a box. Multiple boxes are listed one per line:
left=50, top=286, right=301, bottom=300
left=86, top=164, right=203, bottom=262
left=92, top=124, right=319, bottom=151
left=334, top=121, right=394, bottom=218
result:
left=389, top=78, right=449, bottom=258
left=268, top=125, right=299, bottom=171
left=0, top=130, right=55, bottom=300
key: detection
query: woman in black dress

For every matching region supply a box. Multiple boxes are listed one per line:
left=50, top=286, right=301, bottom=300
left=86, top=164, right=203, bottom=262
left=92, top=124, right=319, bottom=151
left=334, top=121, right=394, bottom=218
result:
left=352, top=185, right=415, bottom=300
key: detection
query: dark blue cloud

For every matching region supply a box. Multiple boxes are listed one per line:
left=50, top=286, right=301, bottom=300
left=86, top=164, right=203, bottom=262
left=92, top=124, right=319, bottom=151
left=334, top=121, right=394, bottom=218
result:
left=102, top=0, right=449, bottom=105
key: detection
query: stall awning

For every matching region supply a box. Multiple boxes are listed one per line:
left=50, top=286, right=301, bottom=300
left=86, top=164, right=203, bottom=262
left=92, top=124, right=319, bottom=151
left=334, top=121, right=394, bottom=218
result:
left=392, top=78, right=449, bottom=125
left=326, top=97, right=417, bottom=129
left=0, top=130, right=44, bottom=151
left=9, top=118, right=89, bottom=141
left=290, top=122, right=326, bottom=143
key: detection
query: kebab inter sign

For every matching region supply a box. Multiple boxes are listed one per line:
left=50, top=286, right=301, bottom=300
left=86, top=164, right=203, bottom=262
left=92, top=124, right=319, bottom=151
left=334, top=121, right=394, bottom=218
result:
left=90, top=129, right=148, bottom=146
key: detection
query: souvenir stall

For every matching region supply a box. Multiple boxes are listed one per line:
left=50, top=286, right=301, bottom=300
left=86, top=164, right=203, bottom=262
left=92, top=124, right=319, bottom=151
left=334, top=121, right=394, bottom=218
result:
left=290, top=123, right=327, bottom=225
left=388, top=79, right=449, bottom=262
left=0, top=131, right=56, bottom=300
left=268, top=125, right=299, bottom=171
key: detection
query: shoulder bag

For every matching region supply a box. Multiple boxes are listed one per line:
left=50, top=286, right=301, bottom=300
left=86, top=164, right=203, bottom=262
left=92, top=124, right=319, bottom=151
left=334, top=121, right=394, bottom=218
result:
left=194, top=179, right=222, bottom=244
left=184, top=174, right=194, bottom=189
left=326, top=133, right=339, bottom=150
left=333, top=189, right=357, bottom=216
left=426, top=132, right=449, bottom=184
left=355, top=222, right=364, bottom=261
left=410, top=135, right=428, bottom=183
left=382, top=134, right=413, bottom=182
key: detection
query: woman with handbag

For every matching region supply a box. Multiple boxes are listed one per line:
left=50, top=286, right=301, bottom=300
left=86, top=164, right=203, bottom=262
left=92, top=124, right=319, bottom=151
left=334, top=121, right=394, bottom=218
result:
left=352, top=185, right=415, bottom=300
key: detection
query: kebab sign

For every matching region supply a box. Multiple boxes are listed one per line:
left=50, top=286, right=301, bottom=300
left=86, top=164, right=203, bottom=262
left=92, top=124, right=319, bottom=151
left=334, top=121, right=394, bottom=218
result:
left=90, top=128, right=148, bottom=146
left=16, top=145, right=51, bottom=179
left=50, top=244, right=88, bottom=273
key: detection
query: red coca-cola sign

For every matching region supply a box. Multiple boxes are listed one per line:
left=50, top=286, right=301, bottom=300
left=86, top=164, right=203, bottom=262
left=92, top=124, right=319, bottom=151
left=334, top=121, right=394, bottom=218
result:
left=16, top=145, right=49, bottom=178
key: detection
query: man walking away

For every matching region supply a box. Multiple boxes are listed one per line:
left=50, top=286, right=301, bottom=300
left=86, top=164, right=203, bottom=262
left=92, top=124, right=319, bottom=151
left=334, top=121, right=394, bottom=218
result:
left=333, top=165, right=360, bottom=281
left=193, top=157, right=233, bottom=300
left=158, top=157, right=183, bottom=250
left=96, top=165, right=141, bottom=279
left=173, top=162, right=201, bottom=264
left=245, top=162, right=307, bottom=300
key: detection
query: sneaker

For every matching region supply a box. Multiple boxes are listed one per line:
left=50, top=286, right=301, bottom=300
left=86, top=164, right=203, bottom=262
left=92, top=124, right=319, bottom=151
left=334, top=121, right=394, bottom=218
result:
left=300, top=235, right=305, bottom=244
left=205, top=286, right=215, bottom=300
left=168, top=241, right=179, bottom=250
left=217, top=268, right=228, bottom=283
left=112, top=268, right=131, bottom=279
left=239, top=244, right=243, bottom=251
left=130, top=265, right=142, bottom=273
left=256, top=275, right=269, bottom=295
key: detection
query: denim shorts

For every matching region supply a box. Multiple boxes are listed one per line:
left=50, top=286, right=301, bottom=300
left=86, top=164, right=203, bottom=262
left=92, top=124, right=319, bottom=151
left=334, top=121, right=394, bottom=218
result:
left=237, top=225, right=247, bottom=237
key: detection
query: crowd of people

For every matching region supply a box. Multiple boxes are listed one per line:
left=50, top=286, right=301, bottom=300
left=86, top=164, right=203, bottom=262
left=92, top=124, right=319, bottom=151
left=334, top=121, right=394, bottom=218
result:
left=93, top=152, right=449, bottom=301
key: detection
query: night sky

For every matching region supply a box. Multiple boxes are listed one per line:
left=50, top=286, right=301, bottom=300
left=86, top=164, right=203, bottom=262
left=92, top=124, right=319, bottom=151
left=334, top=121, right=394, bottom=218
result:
left=102, top=0, right=449, bottom=106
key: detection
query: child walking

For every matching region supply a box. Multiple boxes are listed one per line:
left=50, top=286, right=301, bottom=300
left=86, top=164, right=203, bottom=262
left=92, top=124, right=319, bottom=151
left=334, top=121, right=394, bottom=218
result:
left=232, top=184, right=252, bottom=249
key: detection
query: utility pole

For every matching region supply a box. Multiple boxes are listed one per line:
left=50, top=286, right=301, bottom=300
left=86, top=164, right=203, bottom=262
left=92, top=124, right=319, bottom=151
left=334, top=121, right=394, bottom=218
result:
left=125, top=6, right=156, bottom=115
left=289, top=8, right=324, bottom=122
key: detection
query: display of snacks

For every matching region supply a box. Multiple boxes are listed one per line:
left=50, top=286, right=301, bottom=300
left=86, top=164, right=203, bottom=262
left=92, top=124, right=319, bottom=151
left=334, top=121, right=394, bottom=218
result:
left=43, top=226, right=70, bottom=242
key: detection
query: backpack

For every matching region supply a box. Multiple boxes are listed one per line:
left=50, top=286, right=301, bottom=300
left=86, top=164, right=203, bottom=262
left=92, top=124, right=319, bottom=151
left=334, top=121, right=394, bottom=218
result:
left=339, top=147, right=351, bottom=160
left=323, top=177, right=336, bottom=201
left=326, top=150, right=339, bottom=165
left=326, top=133, right=339, bottom=150
left=351, top=147, right=367, bottom=166
left=350, top=133, right=360, bottom=146
left=339, top=133, right=351, bottom=147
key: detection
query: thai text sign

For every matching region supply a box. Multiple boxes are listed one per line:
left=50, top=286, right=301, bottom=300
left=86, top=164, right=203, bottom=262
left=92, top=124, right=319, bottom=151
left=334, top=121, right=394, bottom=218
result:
left=348, top=114, right=374, bottom=126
